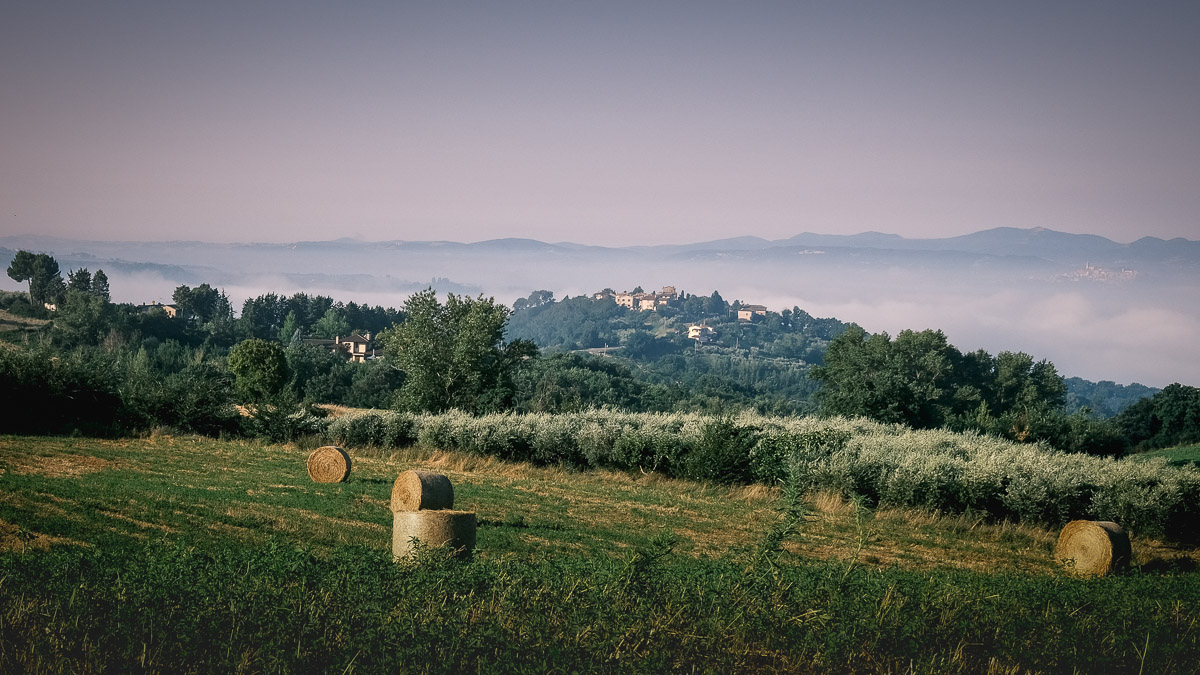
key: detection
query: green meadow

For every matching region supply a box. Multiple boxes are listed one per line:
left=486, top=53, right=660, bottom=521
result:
left=1132, top=444, right=1200, bottom=468
left=2, top=434, right=1199, bottom=673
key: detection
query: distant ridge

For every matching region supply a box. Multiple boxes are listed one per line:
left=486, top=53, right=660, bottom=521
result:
left=3, top=226, right=1196, bottom=254
left=3, top=227, right=1197, bottom=280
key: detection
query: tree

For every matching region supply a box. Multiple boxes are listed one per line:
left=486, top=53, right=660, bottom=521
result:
left=705, top=291, right=727, bottom=316
left=513, top=290, right=555, bottom=313
left=52, top=289, right=111, bottom=347
left=285, top=342, right=350, bottom=403
left=240, top=293, right=287, bottom=340
left=812, top=327, right=979, bottom=429
left=379, top=289, right=537, bottom=413
left=811, top=324, right=1074, bottom=440
left=1115, top=383, right=1200, bottom=451
left=992, top=351, right=1067, bottom=416
left=311, top=307, right=351, bottom=339
left=172, top=283, right=227, bottom=324
left=7, top=250, right=64, bottom=309
left=91, top=270, right=110, bottom=302
left=67, top=268, right=92, bottom=293
left=278, top=310, right=301, bottom=344
left=227, top=339, right=290, bottom=402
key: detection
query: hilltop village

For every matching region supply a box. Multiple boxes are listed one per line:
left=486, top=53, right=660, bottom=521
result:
left=589, top=286, right=768, bottom=345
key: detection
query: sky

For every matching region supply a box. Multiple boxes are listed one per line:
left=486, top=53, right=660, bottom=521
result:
left=2, top=1, right=1199, bottom=247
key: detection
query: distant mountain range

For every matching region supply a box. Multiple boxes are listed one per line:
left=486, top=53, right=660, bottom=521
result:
left=630, top=227, right=1200, bottom=268
left=5, top=225, right=1197, bottom=266
left=2, top=227, right=1197, bottom=300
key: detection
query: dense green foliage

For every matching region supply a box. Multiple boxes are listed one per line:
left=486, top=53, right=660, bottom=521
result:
left=0, top=345, right=126, bottom=436
left=227, top=338, right=290, bottom=402
left=379, top=289, right=537, bottom=413
left=505, top=290, right=842, bottom=415
left=240, top=291, right=402, bottom=342
left=810, top=325, right=1132, bottom=455
left=0, top=342, right=240, bottom=437
left=1116, top=383, right=1200, bottom=451
left=812, top=326, right=1066, bottom=429
left=1064, top=377, right=1159, bottom=418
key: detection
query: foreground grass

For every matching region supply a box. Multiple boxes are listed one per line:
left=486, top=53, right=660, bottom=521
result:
left=2, top=434, right=1199, bottom=673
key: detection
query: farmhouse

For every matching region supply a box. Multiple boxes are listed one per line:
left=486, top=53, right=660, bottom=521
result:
left=737, top=305, right=768, bottom=322
left=687, top=323, right=716, bottom=344
left=303, top=333, right=377, bottom=363
left=137, top=301, right=178, bottom=318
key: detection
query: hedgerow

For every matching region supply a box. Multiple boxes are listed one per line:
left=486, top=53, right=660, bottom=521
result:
left=322, top=409, right=1200, bottom=539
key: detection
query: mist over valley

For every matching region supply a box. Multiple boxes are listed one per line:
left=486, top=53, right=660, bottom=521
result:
left=3, top=226, right=1197, bottom=388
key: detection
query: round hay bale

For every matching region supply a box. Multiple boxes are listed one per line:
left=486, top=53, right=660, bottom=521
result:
left=391, top=470, right=454, bottom=512
left=1055, top=520, right=1131, bottom=576
left=307, top=446, right=351, bottom=483
left=392, top=510, right=477, bottom=561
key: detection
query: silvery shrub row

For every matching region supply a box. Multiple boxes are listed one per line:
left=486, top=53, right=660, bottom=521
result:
left=323, top=409, right=1199, bottom=537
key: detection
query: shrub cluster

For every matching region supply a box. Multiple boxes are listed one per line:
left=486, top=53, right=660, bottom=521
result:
left=323, top=410, right=1200, bottom=539
left=0, top=345, right=241, bottom=437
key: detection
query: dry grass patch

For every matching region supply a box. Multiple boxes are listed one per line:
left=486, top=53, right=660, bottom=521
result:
left=725, top=483, right=778, bottom=504
left=0, top=309, right=50, bottom=334
left=0, top=518, right=87, bottom=553
left=810, top=490, right=857, bottom=516
left=1130, top=537, right=1200, bottom=571
left=0, top=452, right=116, bottom=479
left=313, top=404, right=363, bottom=418
left=783, top=499, right=1062, bottom=574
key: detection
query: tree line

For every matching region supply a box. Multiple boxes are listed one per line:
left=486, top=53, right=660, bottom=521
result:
left=4, top=250, right=1196, bottom=456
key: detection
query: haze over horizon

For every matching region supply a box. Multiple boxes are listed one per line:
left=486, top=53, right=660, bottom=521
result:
left=3, top=2, right=1199, bottom=246
left=3, top=226, right=1195, bottom=249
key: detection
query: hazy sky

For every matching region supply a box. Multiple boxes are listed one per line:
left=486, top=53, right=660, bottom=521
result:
left=3, top=1, right=1198, bottom=246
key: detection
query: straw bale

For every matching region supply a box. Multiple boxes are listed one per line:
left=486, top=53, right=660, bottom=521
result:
left=392, top=510, right=477, bottom=561
left=1055, top=520, right=1131, bottom=576
left=307, top=446, right=351, bottom=483
left=391, top=470, right=455, bottom=512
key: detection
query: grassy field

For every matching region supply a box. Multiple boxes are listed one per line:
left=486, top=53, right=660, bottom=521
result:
left=0, top=308, right=49, bottom=345
left=1133, top=444, right=1200, bottom=467
left=2, top=434, right=1199, bottom=673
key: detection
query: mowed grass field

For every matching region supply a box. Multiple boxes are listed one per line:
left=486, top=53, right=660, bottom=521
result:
left=2, top=434, right=1200, bottom=673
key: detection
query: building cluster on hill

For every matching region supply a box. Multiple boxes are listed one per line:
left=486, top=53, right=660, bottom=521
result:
left=593, top=286, right=679, bottom=311
left=589, top=284, right=774, bottom=347
left=1058, top=263, right=1138, bottom=282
